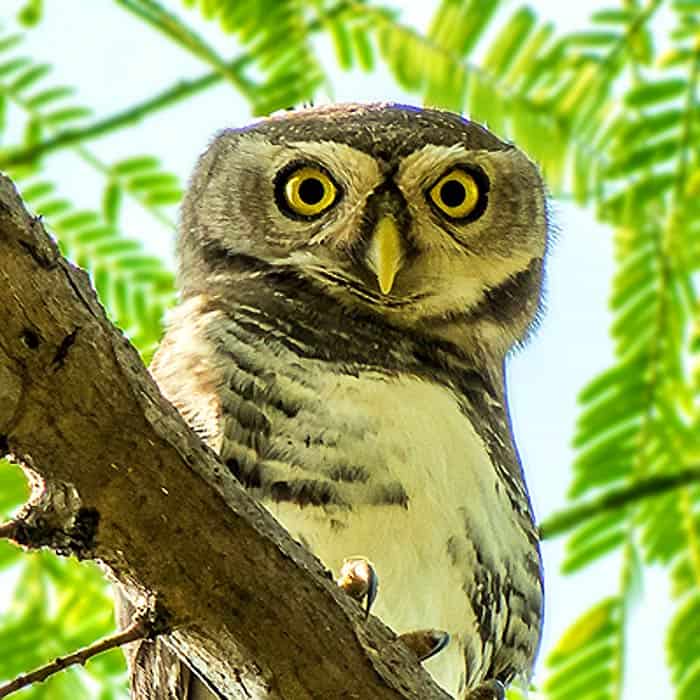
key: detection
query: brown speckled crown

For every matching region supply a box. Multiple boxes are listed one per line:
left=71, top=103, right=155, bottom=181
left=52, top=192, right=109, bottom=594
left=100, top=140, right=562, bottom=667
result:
left=226, top=102, right=511, bottom=163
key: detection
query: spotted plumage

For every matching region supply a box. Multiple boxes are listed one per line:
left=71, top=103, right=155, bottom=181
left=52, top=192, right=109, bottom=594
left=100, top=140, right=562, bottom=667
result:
left=118, top=102, right=546, bottom=699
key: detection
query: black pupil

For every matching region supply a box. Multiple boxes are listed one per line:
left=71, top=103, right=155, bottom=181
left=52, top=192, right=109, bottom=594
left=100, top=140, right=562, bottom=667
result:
left=440, top=179, right=467, bottom=208
left=298, top=177, right=325, bottom=205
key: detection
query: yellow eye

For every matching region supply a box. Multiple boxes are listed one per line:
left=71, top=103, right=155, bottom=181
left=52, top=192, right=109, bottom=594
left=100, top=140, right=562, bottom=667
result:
left=282, top=166, right=338, bottom=217
left=429, top=169, right=481, bottom=219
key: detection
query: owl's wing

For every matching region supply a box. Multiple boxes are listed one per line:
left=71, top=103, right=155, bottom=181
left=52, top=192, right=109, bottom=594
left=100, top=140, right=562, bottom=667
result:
left=455, top=372, right=543, bottom=690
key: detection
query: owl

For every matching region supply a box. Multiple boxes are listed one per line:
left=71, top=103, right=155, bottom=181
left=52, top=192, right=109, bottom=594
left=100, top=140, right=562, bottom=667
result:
left=119, top=102, right=546, bottom=699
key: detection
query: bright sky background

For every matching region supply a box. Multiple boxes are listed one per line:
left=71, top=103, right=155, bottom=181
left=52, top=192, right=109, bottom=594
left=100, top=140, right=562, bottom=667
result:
left=2, top=1, right=673, bottom=698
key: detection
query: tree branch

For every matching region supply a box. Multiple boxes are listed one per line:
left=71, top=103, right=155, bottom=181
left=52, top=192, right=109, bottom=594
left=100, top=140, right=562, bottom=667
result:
left=538, top=466, right=700, bottom=540
left=0, top=68, right=228, bottom=168
left=0, top=608, right=159, bottom=698
left=113, top=0, right=255, bottom=95
left=0, top=173, right=449, bottom=699
left=0, top=1, right=354, bottom=170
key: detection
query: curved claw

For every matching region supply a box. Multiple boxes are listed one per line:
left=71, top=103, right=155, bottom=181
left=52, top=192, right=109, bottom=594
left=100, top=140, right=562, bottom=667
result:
left=398, top=628, right=450, bottom=662
left=336, top=557, right=379, bottom=617
left=364, top=563, right=378, bottom=618
left=465, top=679, right=506, bottom=700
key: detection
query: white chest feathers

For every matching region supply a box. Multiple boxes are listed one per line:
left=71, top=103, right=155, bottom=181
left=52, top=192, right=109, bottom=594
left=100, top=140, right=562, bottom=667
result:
left=266, top=371, right=529, bottom=696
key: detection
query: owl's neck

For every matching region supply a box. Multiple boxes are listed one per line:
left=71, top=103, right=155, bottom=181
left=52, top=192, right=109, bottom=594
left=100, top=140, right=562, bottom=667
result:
left=183, top=256, right=509, bottom=402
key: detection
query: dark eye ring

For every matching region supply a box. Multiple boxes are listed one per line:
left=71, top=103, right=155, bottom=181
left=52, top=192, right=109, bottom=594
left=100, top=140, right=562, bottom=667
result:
left=276, top=165, right=339, bottom=218
left=427, top=167, right=489, bottom=221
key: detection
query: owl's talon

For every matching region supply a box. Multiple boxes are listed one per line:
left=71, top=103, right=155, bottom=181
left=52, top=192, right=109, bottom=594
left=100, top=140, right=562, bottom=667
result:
left=336, top=557, right=378, bottom=618
left=465, top=679, right=506, bottom=700
left=398, top=628, right=450, bottom=662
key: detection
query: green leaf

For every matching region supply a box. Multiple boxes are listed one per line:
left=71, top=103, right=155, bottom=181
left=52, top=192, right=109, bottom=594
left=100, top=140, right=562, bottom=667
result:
left=668, top=591, right=700, bottom=694
left=111, top=156, right=160, bottom=176
left=0, top=460, right=28, bottom=517
left=504, top=21, right=554, bottom=87
left=18, top=0, right=44, bottom=27
left=43, top=106, right=92, bottom=125
left=605, top=136, right=679, bottom=177
left=562, top=528, right=627, bottom=573
left=571, top=147, right=593, bottom=204
left=658, top=46, right=694, bottom=68
left=578, top=358, right=647, bottom=404
left=351, top=26, right=374, bottom=71
left=0, top=57, right=32, bottom=77
left=575, top=392, right=646, bottom=447
left=35, top=197, right=71, bottom=217
left=10, top=63, right=50, bottom=93
left=143, top=188, right=182, bottom=205
left=639, top=490, right=686, bottom=564
left=0, top=94, right=6, bottom=140
left=482, top=7, right=536, bottom=76
left=54, top=210, right=99, bottom=230
left=591, top=9, right=632, bottom=24
left=25, top=85, right=75, bottom=109
left=619, top=109, right=682, bottom=144
left=673, top=0, right=700, bottom=11
left=328, top=17, right=353, bottom=70
left=126, top=173, right=179, bottom=191
left=103, top=182, right=122, bottom=226
left=427, top=0, right=503, bottom=58
left=566, top=30, right=621, bottom=47
left=0, top=34, right=24, bottom=53
left=625, top=78, right=687, bottom=107
left=546, top=597, right=619, bottom=665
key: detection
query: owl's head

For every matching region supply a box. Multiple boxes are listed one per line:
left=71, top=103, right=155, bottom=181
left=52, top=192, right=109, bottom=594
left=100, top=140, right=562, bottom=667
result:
left=179, top=103, right=548, bottom=360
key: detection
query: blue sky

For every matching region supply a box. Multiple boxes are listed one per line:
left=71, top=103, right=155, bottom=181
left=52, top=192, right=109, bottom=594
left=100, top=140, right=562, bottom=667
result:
left=2, top=1, right=673, bottom=697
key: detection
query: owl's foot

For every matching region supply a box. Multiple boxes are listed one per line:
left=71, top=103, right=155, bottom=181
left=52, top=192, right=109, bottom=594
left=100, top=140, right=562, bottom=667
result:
left=464, top=680, right=506, bottom=700
left=398, top=629, right=450, bottom=662
left=336, top=557, right=378, bottom=618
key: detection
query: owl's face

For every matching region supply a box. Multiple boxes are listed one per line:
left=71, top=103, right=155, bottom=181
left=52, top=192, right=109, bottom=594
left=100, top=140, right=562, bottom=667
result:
left=179, top=103, right=548, bottom=359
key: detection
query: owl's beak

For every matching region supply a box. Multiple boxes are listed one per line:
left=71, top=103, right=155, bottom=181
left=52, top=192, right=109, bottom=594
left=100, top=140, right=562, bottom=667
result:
left=366, top=216, right=404, bottom=295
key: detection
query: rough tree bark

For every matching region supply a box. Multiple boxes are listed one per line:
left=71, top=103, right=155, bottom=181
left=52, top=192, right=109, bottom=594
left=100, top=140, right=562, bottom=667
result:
left=0, top=173, right=451, bottom=699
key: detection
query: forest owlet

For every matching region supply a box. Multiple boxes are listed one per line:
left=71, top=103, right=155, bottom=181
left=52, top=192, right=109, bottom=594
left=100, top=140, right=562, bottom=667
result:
left=119, top=102, right=545, bottom=699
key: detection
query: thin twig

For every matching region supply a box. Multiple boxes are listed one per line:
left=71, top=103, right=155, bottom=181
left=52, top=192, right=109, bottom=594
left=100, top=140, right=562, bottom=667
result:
left=0, top=614, right=150, bottom=698
left=113, top=0, right=255, bottom=95
left=539, top=466, right=700, bottom=540
left=0, top=1, right=353, bottom=170
left=0, top=67, right=233, bottom=168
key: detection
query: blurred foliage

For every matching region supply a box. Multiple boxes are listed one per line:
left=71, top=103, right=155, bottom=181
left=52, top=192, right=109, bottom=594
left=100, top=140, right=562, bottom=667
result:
left=1, top=0, right=700, bottom=698
left=0, top=461, right=127, bottom=698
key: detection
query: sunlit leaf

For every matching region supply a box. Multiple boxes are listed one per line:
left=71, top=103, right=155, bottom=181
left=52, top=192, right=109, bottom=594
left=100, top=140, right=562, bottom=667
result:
left=625, top=78, right=687, bottom=107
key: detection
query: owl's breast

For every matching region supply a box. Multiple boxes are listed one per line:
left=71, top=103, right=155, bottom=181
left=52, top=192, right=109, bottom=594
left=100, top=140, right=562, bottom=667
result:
left=152, top=302, right=542, bottom=696
left=257, top=370, right=541, bottom=696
